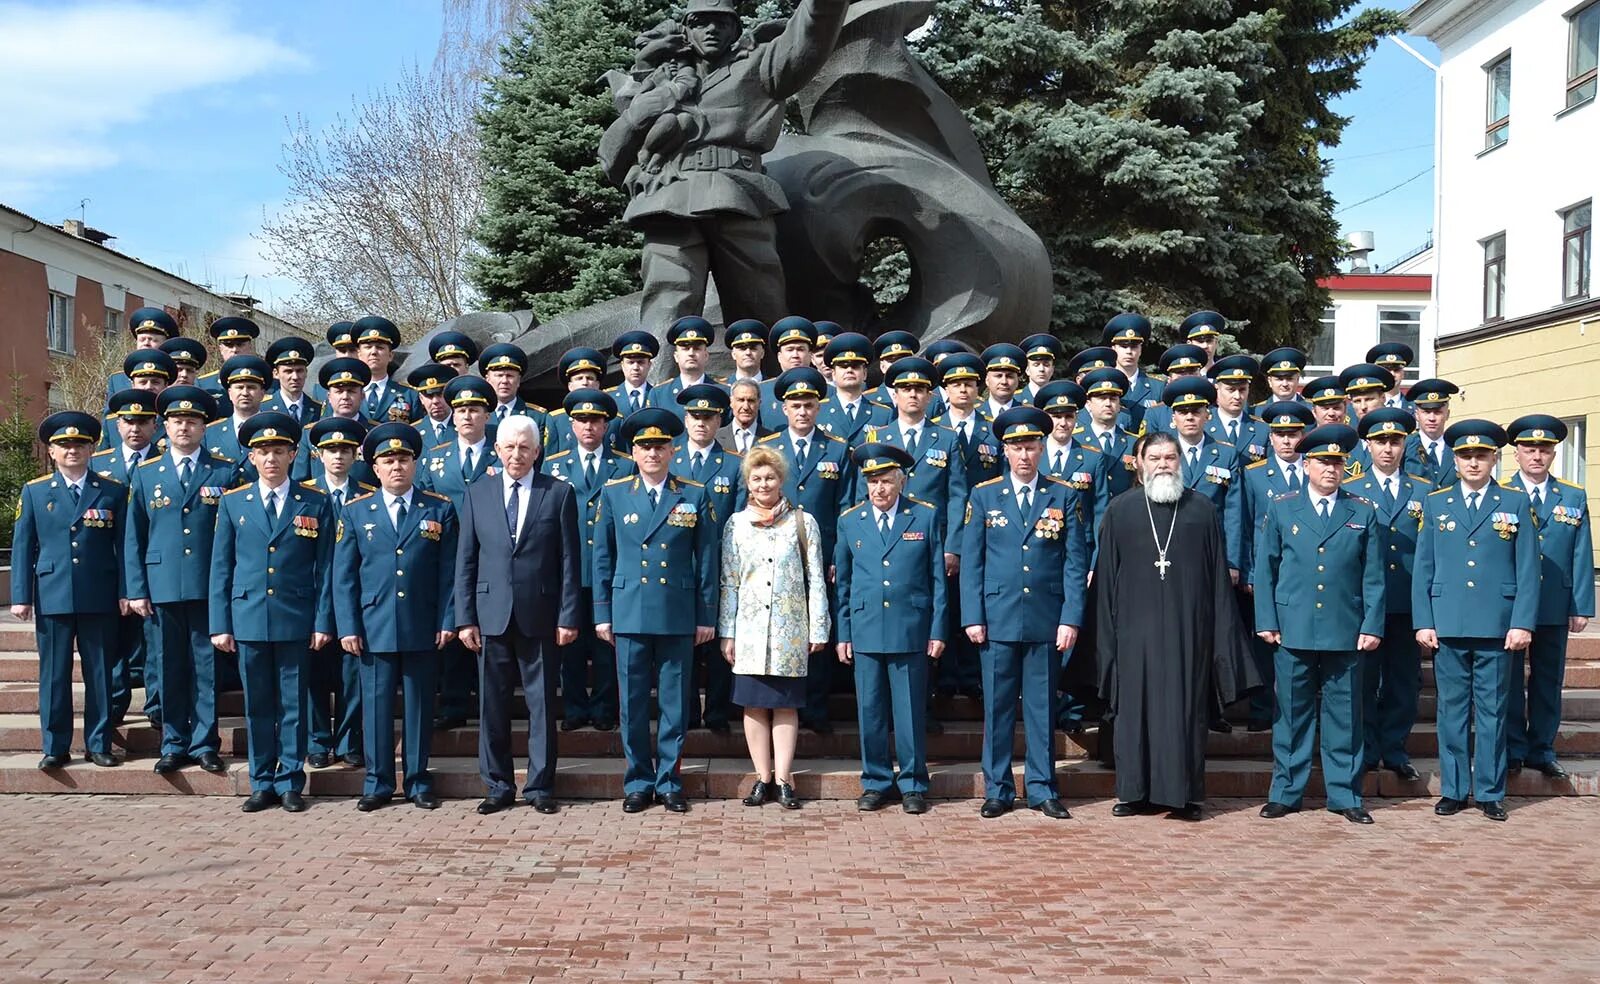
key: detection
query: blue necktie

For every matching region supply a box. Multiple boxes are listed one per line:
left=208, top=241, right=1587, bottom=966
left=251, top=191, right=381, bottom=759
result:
left=264, top=490, right=278, bottom=529
left=648, top=487, right=659, bottom=511
left=506, top=481, right=521, bottom=539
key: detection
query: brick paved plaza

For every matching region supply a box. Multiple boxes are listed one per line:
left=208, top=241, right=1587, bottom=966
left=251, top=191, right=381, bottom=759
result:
left=0, top=795, right=1596, bottom=982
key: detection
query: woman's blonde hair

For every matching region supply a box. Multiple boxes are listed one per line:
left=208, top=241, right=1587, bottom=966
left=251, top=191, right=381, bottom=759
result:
left=740, top=445, right=788, bottom=485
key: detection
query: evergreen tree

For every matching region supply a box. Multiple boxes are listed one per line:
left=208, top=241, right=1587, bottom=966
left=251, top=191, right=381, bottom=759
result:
left=0, top=376, right=39, bottom=549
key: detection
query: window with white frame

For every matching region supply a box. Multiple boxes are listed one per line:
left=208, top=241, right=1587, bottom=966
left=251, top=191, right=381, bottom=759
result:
left=104, top=307, right=122, bottom=339
left=1377, top=309, right=1423, bottom=381
left=1571, top=1, right=1599, bottom=109
left=1485, top=54, right=1511, bottom=148
left=1482, top=233, right=1506, bottom=322
left=1562, top=200, right=1592, bottom=301
left=1307, top=306, right=1336, bottom=375
left=1557, top=416, right=1587, bottom=487
left=46, top=292, right=74, bottom=355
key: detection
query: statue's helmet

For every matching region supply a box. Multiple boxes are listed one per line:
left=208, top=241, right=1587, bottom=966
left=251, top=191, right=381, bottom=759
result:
left=684, top=0, right=740, bottom=21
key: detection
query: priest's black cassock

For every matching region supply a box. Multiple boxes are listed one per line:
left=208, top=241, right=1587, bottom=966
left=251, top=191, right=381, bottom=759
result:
left=1094, top=486, right=1258, bottom=808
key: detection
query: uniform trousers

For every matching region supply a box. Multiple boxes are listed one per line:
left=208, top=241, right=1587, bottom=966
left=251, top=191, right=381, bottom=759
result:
left=1268, top=647, right=1363, bottom=811
left=936, top=570, right=981, bottom=696
left=306, top=640, right=362, bottom=758
left=478, top=622, right=558, bottom=802
left=686, top=639, right=734, bottom=729
left=854, top=651, right=930, bottom=795
left=435, top=639, right=477, bottom=721
left=37, top=613, right=117, bottom=757
left=360, top=649, right=437, bottom=799
left=1434, top=637, right=1512, bottom=802
left=109, top=612, right=158, bottom=726
left=616, top=633, right=692, bottom=796
left=1508, top=625, right=1567, bottom=766
left=979, top=639, right=1059, bottom=805
left=558, top=589, right=617, bottom=724
left=237, top=641, right=308, bottom=795
left=1361, top=613, right=1422, bottom=768
left=153, top=600, right=219, bottom=757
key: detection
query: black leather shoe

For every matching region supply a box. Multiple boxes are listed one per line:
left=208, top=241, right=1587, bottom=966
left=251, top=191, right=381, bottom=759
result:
left=559, top=716, right=590, bottom=732
left=340, top=753, right=364, bottom=769
left=153, top=753, right=186, bottom=774
left=1246, top=720, right=1271, bottom=733
left=281, top=792, right=307, bottom=812
left=662, top=792, right=690, bottom=813
left=592, top=718, right=617, bottom=732
left=1208, top=717, right=1233, bottom=734
left=411, top=792, right=440, bottom=810
left=477, top=797, right=514, bottom=815
left=902, top=793, right=929, bottom=815
left=1481, top=800, right=1508, bottom=821
left=622, top=791, right=653, bottom=813
left=1434, top=796, right=1467, bottom=816
left=1259, top=801, right=1297, bottom=819
left=528, top=795, right=558, bottom=815
left=743, top=781, right=772, bottom=807
left=856, top=790, right=889, bottom=812
left=706, top=720, right=732, bottom=736
left=1341, top=807, right=1375, bottom=824
left=1111, top=800, right=1148, bottom=818
left=1170, top=803, right=1204, bottom=822
left=37, top=753, right=71, bottom=770
left=241, top=791, right=279, bottom=813
left=979, top=798, right=1011, bottom=819
left=88, top=751, right=120, bottom=768
left=198, top=752, right=227, bottom=774
left=356, top=795, right=390, bottom=812
left=433, top=715, right=467, bottom=732
left=1531, top=760, right=1568, bottom=780
left=777, top=782, right=801, bottom=810
left=1506, top=757, right=1524, bottom=772
left=1384, top=761, right=1422, bottom=782
left=306, top=752, right=333, bottom=769
left=1031, top=798, right=1070, bottom=820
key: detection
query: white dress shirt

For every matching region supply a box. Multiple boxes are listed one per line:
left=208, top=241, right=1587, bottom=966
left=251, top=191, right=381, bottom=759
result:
left=170, top=449, right=199, bottom=473
left=1010, top=475, right=1039, bottom=504
left=502, top=472, right=531, bottom=540
left=386, top=488, right=414, bottom=529
left=1309, top=490, right=1337, bottom=516
left=871, top=498, right=900, bottom=532
left=259, top=478, right=291, bottom=517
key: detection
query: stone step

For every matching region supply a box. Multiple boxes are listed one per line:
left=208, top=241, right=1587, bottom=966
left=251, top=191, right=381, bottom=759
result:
left=0, top=752, right=1595, bottom=799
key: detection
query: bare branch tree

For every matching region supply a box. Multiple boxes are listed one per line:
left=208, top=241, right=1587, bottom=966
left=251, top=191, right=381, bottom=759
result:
left=260, top=63, right=485, bottom=339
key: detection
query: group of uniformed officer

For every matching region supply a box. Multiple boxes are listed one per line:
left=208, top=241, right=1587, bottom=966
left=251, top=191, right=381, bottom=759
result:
left=9, top=306, right=1591, bottom=820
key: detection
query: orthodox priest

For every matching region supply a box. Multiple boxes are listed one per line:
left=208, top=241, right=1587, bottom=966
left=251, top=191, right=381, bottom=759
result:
left=1095, top=431, right=1258, bottom=820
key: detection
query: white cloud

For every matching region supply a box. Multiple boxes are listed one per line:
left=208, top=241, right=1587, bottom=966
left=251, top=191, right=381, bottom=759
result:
left=0, top=2, right=305, bottom=186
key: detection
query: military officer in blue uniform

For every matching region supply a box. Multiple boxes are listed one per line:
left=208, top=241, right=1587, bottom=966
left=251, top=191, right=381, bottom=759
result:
left=209, top=412, right=336, bottom=812
left=196, top=317, right=260, bottom=401
left=870, top=331, right=920, bottom=408
left=543, top=390, right=634, bottom=733
left=1367, top=342, right=1416, bottom=412
left=348, top=316, right=421, bottom=424
left=812, top=321, right=839, bottom=377
left=99, top=349, right=175, bottom=444
left=1017, top=333, right=1063, bottom=405
left=1304, top=374, right=1352, bottom=428
left=960, top=407, right=1086, bottom=819
left=1413, top=420, right=1541, bottom=821
left=104, top=307, right=177, bottom=404
left=1164, top=376, right=1245, bottom=578
left=647, top=317, right=725, bottom=417
left=1337, top=363, right=1394, bottom=477
left=326, top=320, right=357, bottom=356
left=1206, top=355, right=1271, bottom=464
left=1064, top=345, right=1116, bottom=384
left=1035, top=379, right=1107, bottom=552
left=724, top=318, right=769, bottom=388
left=1140, top=344, right=1208, bottom=436
left=608, top=329, right=660, bottom=423
left=1345, top=408, right=1431, bottom=781
left=406, top=363, right=459, bottom=448
left=300, top=416, right=373, bottom=770
left=758, top=368, right=856, bottom=731
left=978, top=343, right=1027, bottom=420
left=1502, top=415, right=1595, bottom=780
left=162, top=336, right=207, bottom=389
left=260, top=338, right=322, bottom=425
left=1252, top=347, right=1310, bottom=417
left=293, top=358, right=373, bottom=486
left=543, top=347, right=612, bottom=454
left=1075, top=368, right=1141, bottom=499
left=1254, top=424, right=1385, bottom=823
left=1404, top=379, right=1459, bottom=485
left=124, top=387, right=235, bottom=775
left=934, top=353, right=1001, bottom=486
left=334, top=423, right=458, bottom=811
left=593, top=409, right=719, bottom=814
left=1179, top=309, right=1227, bottom=369
left=756, top=317, right=822, bottom=430
left=835, top=443, right=947, bottom=814
left=479, top=342, right=549, bottom=429
left=818, top=333, right=891, bottom=445
left=1102, top=313, right=1163, bottom=429
left=862, top=358, right=968, bottom=552
left=205, top=355, right=270, bottom=480
left=427, top=330, right=479, bottom=376
left=10, top=412, right=127, bottom=769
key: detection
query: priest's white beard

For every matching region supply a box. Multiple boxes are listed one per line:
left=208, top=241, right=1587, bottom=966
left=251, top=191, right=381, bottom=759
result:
left=1144, top=472, right=1183, bottom=504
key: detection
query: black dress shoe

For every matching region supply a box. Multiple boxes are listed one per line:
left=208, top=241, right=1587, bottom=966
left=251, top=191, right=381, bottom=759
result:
left=777, top=782, right=801, bottom=810
left=1111, top=800, right=1148, bottom=818
left=592, top=718, right=617, bottom=732
left=433, top=715, right=467, bottom=731
left=1259, top=801, right=1297, bottom=819
left=306, top=752, right=333, bottom=769
left=706, top=720, right=732, bottom=736
left=1531, top=760, right=1568, bottom=780
left=1208, top=717, right=1233, bottom=734
left=88, top=751, right=120, bottom=768
left=528, top=795, right=558, bottom=815
left=1170, top=803, right=1204, bottom=822
left=1383, top=761, right=1422, bottom=782
left=477, top=797, right=514, bottom=815
left=1481, top=800, right=1508, bottom=821
left=411, top=792, right=441, bottom=810
left=662, top=792, right=690, bottom=813
left=1246, top=721, right=1271, bottom=733
left=356, top=795, right=391, bottom=812
left=281, top=792, right=307, bottom=812
left=241, top=791, right=279, bottom=813
left=979, top=798, right=1011, bottom=819
left=1341, top=807, right=1375, bottom=824
left=153, top=753, right=186, bottom=774
left=1031, top=798, right=1071, bottom=819
left=622, top=791, right=653, bottom=813
left=902, top=793, right=929, bottom=815
left=198, top=752, right=227, bottom=774
left=341, top=753, right=364, bottom=769
left=37, top=753, right=71, bottom=770
left=559, top=716, right=590, bottom=732
left=856, top=790, right=889, bottom=812
left=743, top=780, right=772, bottom=807
left=1506, top=757, right=1524, bottom=772
left=1434, top=796, right=1466, bottom=816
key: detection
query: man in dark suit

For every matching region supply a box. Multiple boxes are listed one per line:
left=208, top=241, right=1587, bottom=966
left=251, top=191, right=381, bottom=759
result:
left=455, top=413, right=583, bottom=815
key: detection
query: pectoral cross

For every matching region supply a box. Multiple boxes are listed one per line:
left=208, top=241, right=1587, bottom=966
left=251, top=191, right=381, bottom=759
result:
left=1154, top=557, right=1171, bottom=580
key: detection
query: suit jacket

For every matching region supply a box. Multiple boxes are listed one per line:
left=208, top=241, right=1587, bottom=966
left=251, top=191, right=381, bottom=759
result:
left=415, top=414, right=455, bottom=449
left=542, top=408, right=621, bottom=457
left=125, top=451, right=240, bottom=604
left=290, top=417, right=374, bottom=486
left=1503, top=475, right=1596, bottom=625
left=208, top=482, right=334, bottom=642
left=1412, top=483, right=1541, bottom=637
left=454, top=472, right=582, bottom=637
left=10, top=472, right=126, bottom=615
left=834, top=496, right=947, bottom=652
left=543, top=444, right=636, bottom=588
left=592, top=475, right=719, bottom=634
left=959, top=476, right=1087, bottom=641
left=1253, top=490, right=1386, bottom=648
left=1344, top=471, right=1430, bottom=615
left=1123, top=372, right=1165, bottom=429
left=333, top=488, right=458, bottom=651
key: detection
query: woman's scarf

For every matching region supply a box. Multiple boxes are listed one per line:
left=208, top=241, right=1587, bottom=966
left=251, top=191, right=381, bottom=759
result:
left=746, top=495, right=793, bottom=529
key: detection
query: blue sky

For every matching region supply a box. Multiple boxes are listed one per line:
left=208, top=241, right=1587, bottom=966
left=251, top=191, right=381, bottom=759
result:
left=0, top=1, right=1439, bottom=319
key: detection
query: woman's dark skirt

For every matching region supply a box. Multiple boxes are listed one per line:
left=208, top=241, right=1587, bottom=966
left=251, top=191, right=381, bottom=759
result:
left=732, top=673, right=806, bottom=709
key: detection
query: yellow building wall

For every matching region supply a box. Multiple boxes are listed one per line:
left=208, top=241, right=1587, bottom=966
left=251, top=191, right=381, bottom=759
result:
left=1436, top=312, right=1600, bottom=572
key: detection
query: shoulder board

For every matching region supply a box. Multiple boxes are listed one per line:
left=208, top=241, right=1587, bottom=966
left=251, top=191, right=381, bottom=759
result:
left=757, top=433, right=782, bottom=444
left=91, top=448, right=114, bottom=459
left=527, top=403, right=548, bottom=413
left=840, top=500, right=868, bottom=517
left=1344, top=493, right=1375, bottom=507
left=1125, top=426, right=1145, bottom=438
left=297, top=484, right=327, bottom=498
left=1559, top=479, right=1586, bottom=491
left=198, top=370, right=219, bottom=381
left=1411, top=476, right=1432, bottom=485
left=347, top=492, right=375, bottom=505
left=821, top=431, right=847, bottom=444
left=1044, top=476, right=1072, bottom=487
left=1072, top=426, right=1085, bottom=435
left=429, top=440, right=452, bottom=452
left=605, top=476, right=634, bottom=487
left=547, top=408, right=567, bottom=418
left=299, top=480, right=320, bottom=489
left=973, top=477, right=1004, bottom=489
left=137, top=456, right=163, bottom=469
left=928, top=421, right=955, bottom=435
left=723, top=447, right=743, bottom=458
left=224, top=485, right=253, bottom=496
left=205, top=418, right=228, bottom=429
left=213, top=454, right=236, bottom=463
left=864, top=425, right=880, bottom=441
left=1499, top=477, right=1518, bottom=489
left=1211, top=436, right=1237, bottom=448
left=1428, top=486, right=1453, bottom=496
left=1246, top=458, right=1270, bottom=470
left=301, top=421, right=316, bottom=432
left=608, top=446, right=633, bottom=460
left=358, top=482, right=377, bottom=491
left=675, top=477, right=705, bottom=488
left=1078, top=444, right=1102, bottom=457
left=867, top=398, right=892, bottom=411
left=392, top=380, right=414, bottom=391
left=26, top=474, right=52, bottom=486
left=421, top=490, right=451, bottom=502
left=545, top=449, right=572, bottom=461
left=906, top=495, right=936, bottom=509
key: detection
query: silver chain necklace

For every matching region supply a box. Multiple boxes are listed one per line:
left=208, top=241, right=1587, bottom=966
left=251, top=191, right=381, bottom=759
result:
left=1144, top=491, right=1178, bottom=580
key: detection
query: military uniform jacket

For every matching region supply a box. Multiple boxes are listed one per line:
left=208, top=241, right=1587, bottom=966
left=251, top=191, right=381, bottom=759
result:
left=543, top=444, right=636, bottom=588
left=592, top=476, right=719, bottom=634
left=1412, top=483, right=1541, bottom=637
left=757, top=377, right=836, bottom=432
left=834, top=497, right=948, bottom=652
left=646, top=376, right=726, bottom=419
left=1344, top=471, right=1430, bottom=615
left=1241, top=457, right=1302, bottom=585
left=1180, top=436, right=1245, bottom=572
left=543, top=408, right=621, bottom=458
left=1503, top=476, right=1596, bottom=625
left=1124, top=372, right=1164, bottom=428
left=1404, top=432, right=1457, bottom=487
left=417, top=437, right=500, bottom=513
left=1043, top=439, right=1108, bottom=556
left=759, top=430, right=854, bottom=557
left=606, top=382, right=654, bottom=420
left=933, top=411, right=1002, bottom=487
left=361, top=378, right=423, bottom=425
left=196, top=369, right=226, bottom=404
left=489, top=397, right=549, bottom=433
left=90, top=445, right=157, bottom=484
left=290, top=417, right=376, bottom=486
left=669, top=442, right=744, bottom=528
left=260, top=392, right=324, bottom=424
left=10, top=472, right=126, bottom=615
left=205, top=417, right=248, bottom=467
left=817, top=394, right=892, bottom=448
left=1253, top=491, right=1387, bottom=648
left=859, top=421, right=969, bottom=547
left=208, top=483, right=335, bottom=642
left=1076, top=424, right=1140, bottom=498
left=333, top=489, right=458, bottom=652
left=958, top=476, right=1088, bottom=640
left=415, top=414, right=456, bottom=450
left=124, top=452, right=241, bottom=604
left=1251, top=394, right=1310, bottom=417
left=1205, top=415, right=1270, bottom=465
